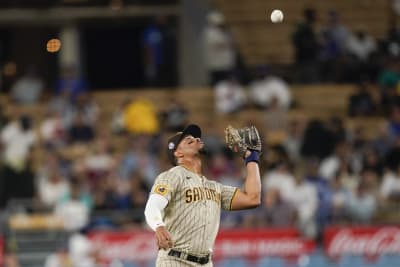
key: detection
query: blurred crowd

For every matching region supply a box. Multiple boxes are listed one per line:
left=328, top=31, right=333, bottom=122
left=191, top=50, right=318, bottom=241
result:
left=0, top=6, right=399, bottom=267
left=203, top=7, right=400, bottom=87
left=1, top=75, right=400, bottom=242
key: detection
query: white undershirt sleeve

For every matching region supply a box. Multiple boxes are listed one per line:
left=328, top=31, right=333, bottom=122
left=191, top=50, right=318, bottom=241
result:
left=144, top=194, right=169, bottom=231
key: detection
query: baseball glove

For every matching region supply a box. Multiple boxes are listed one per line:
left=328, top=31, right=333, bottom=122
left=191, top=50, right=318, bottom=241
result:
left=225, top=125, right=262, bottom=157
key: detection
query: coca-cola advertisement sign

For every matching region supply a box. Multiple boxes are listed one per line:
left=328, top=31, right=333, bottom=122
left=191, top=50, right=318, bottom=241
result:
left=88, top=231, right=157, bottom=262
left=214, top=229, right=315, bottom=258
left=88, top=228, right=315, bottom=263
left=325, top=226, right=400, bottom=256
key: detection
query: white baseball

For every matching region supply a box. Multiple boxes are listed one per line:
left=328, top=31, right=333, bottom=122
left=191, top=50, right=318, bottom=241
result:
left=270, top=9, right=284, bottom=23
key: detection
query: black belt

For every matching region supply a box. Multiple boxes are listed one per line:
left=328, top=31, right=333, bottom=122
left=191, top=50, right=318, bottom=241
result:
left=168, top=249, right=210, bottom=265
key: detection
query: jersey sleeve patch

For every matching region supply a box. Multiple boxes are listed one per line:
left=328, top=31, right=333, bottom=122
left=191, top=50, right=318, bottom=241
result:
left=154, top=184, right=169, bottom=196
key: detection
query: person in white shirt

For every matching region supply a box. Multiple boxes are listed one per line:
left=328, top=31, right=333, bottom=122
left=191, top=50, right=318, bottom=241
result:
left=54, top=181, right=89, bottom=232
left=38, top=170, right=69, bottom=208
left=0, top=115, right=36, bottom=171
left=249, top=67, right=292, bottom=110
left=68, top=232, right=97, bottom=267
left=380, top=169, right=400, bottom=201
left=214, top=76, right=247, bottom=114
left=289, top=176, right=318, bottom=238
left=263, top=161, right=295, bottom=202
left=40, top=111, right=66, bottom=149
left=204, top=11, right=237, bottom=85
left=346, top=28, right=376, bottom=62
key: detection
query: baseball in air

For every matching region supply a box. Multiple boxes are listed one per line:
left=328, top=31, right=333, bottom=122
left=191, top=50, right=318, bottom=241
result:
left=270, top=9, right=284, bottom=23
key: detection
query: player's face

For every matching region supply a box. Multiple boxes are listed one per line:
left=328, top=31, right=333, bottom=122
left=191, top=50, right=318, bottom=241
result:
left=175, top=135, right=204, bottom=157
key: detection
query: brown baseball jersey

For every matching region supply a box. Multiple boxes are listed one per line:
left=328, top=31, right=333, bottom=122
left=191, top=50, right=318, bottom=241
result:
left=150, top=165, right=238, bottom=258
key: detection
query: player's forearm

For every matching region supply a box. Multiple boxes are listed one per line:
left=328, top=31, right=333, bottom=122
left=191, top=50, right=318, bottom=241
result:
left=144, top=194, right=168, bottom=231
left=243, top=161, right=261, bottom=206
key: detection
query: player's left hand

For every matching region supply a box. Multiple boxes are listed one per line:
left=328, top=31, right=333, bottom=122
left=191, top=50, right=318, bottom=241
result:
left=225, top=125, right=262, bottom=157
left=155, top=226, right=174, bottom=250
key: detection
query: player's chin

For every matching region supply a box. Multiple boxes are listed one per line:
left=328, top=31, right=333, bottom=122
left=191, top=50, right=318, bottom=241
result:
left=198, top=145, right=208, bottom=155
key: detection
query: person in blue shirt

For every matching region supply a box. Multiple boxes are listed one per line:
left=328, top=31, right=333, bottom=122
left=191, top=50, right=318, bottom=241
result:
left=142, top=16, right=174, bottom=86
left=55, top=65, right=87, bottom=103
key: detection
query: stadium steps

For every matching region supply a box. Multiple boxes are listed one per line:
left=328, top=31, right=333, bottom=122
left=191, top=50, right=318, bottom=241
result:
left=12, top=230, right=69, bottom=267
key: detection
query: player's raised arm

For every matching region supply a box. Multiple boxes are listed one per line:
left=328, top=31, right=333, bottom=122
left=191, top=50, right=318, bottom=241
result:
left=224, top=125, right=262, bottom=210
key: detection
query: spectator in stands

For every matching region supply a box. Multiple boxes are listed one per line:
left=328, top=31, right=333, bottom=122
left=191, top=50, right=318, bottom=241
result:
left=380, top=151, right=400, bottom=202
left=304, top=158, right=333, bottom=233
left=214, top=74, right=247, bottom=114
left=259, top=188, right=296, bottom=227
left=142, top=15, right=174, bottom=87
left=204, top=11, right=237, bottom=86
left=378, top=59, right=400, bottom=113
left=68, top=231, right=97, bottom=267
left=114, top=172, right=149, bottom=226
left=318, top=29, right=341, bottom=82
left=348, top=79, right=377, bottom=117
left=330, top=174, right=350, bottom=223
left=362, top=147, right=384, bottom=176
left=122, top=98, right=160, bottom=135
left=67, top=112, right=95, bottom=144
left=289, top=176, right=318, bottom=238
left=335, top=159, right=359, bottom=193
left=387, top=105, right=400, bottom=142
left=160, top=97, right=189, bottom=133
left=323, top=10, right=350, bottom=53
left=319, top=141, right=355, bottom=180
left=292, top=8, right=320, bottom=83
left=346, top=27, right=377, bottom=62
left=10, top=66, right=44, bottom=105
left=118, top=135, right=160, bottom=187
left=284, top=118, right=305, bottom=164
left=346, top=180, right=377, bottom=223
left=40, top=110, right=66, bottom=149
left=301, top=119, right=335, bottom=160
left=248, top=66, right=292, bottom=110
left=345, top=26, right=377, bottom=80
left=262, top=161, right=295, bottom=202
left=70, top=93, right=100, bottom=127
left=0, top=114, right=36, bottom=172
left=37, top=161, right=69, bottom=208
left=55, top=65, right=88, bottom=103
left=55, top=179, right=91, bottom=232
left=372, top=122, right=393, bottom=158
left=84, top=137, right=115, bottom=187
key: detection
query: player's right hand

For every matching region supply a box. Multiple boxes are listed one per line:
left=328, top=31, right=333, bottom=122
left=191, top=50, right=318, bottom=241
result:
left=155, top=226, right=174, bottom=250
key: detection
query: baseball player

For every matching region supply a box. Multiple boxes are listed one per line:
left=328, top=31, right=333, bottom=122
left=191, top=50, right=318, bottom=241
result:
left=144, top=124, right=261, bottom=266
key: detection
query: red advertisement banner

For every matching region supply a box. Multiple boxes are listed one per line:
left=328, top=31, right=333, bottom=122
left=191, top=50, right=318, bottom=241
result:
left=88, top=228, right=315, bottom=262
left=324, top=226, right=400, bottom=257
left=214, top=229, right=315, bottom=258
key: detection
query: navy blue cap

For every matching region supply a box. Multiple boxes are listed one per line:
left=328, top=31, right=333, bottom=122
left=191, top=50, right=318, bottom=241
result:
left=167, top=124, right=202, bottom=166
